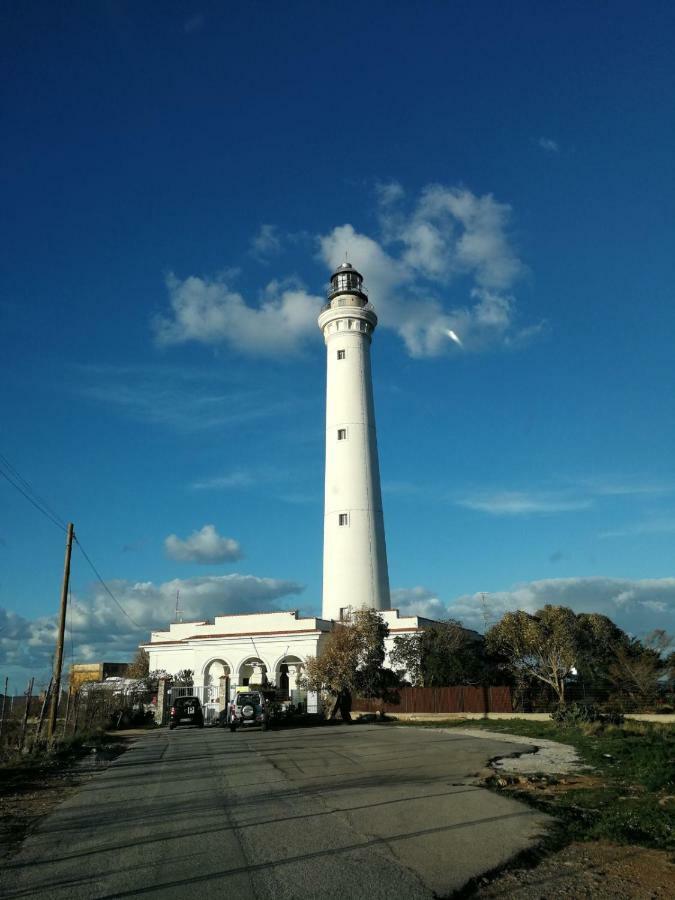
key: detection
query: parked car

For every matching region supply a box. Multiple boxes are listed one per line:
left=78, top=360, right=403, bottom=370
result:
left=169, top=695, right=204, bottom=729
left=229, top=690, right=269, bottom=732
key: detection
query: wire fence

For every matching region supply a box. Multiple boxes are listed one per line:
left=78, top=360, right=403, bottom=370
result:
left=0, top=676, right=155, bottom=763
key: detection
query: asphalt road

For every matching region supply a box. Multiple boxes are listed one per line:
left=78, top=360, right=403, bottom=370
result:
left=1, top=724, right=551, bottom=899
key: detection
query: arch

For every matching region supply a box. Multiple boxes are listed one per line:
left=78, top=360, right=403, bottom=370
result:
left=201, top=657, right=232, bottom=687
left=237, top=656, right=269, bottom=687
left=272, top=654, right=305, bottom=698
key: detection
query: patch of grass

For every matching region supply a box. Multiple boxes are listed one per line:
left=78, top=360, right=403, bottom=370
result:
left=0, top=728, right=128, bottom=775
left=397, top=717, right=675, bottom=850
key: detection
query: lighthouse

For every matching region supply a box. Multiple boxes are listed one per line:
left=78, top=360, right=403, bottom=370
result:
left=318, top=262, right=391, bottom=621
left=143, top=264, right=449, bottom=709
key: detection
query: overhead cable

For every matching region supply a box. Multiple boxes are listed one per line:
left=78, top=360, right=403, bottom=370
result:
left=0, top=451, right=68, bottom=530
left=74, top=536, right=142, bottom=629
left=0, top=466, right=66, bottom=533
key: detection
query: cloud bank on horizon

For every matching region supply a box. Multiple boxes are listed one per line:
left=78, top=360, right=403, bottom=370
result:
left=0, top=573, right=305, bottom=687
left=153, top=182, right=542, bottom=359
left=3, top=575, right=673, bottom=688
left=394, top=577, right=675, bottom=638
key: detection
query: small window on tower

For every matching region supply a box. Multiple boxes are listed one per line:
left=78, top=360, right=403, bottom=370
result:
left=338, top=513, right=349, bottom=526
left=337, top=349, right=345, bottom=360
left=337, top=429, right=346, bottom=440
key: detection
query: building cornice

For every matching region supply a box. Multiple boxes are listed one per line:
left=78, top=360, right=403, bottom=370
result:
left=142, top=627, right=326, bottom=647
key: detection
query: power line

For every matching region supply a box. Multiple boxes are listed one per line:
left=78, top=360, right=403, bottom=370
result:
left=0, top=466, right=66, bottom=532
left=74, top=536, right=142, bottom=629
left=0, top=451, right=143, bottom=636
left=0, top=451, right=68, bottom=530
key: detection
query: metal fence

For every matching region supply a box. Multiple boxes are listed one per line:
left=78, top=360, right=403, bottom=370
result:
left=168, top=685, right=221, bottom=724
left=0, top=676, right=155, bottom=761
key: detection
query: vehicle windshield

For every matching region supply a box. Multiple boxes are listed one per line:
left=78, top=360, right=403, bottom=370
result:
left=236, top=693, right=260, bottom=705
left=175, top=696, right=200, bottom=708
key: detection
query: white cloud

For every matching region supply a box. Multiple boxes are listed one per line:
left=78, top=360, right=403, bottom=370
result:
left=318, top=184, right=536, bottom=357
left=155, top=182, right=540, bottom=359
left=0, top=573, right=305, bottom=687
left=577, top=476, right=674, bottom=497
left=76, top=363, right=295, bottom=432
left=164, top=524, right=242, bottom=563
left=538, top=137, right=559, bottom=153
left=250, top=224, right=282, bottom=261
left=153, top=273, right=319, bottom=355
left=449, top=577, right=675, bottom=637
left=393, top=577, right=675, bottom=639
left=458, top=490, right=593, bottom=516
left=391, top=587, right=448, bottom=620
left=375, top=180, right=405, bottom=207
left=190, top=471, right=253, bottom=490
left=600, top=517, right=675, bottom=539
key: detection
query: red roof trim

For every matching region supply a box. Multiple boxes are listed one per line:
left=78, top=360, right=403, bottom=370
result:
left=142, top=627, right=324, bottom=647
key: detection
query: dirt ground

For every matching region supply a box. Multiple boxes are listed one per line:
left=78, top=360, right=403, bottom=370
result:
left=0, top=733, right=135, bottom=864
left=471, top=840, right=675, bottom=898
left=0, top=762, right=85, bottom=863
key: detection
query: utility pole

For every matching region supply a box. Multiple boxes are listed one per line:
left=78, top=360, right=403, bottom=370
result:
left=48, top=522, right=74, bottom=739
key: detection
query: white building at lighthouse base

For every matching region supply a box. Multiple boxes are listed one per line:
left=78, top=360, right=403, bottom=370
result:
left=143, top=607, right=436, bottom=719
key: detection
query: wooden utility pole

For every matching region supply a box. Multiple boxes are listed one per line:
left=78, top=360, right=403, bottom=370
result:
left=48, top=522, right=74, bottom=739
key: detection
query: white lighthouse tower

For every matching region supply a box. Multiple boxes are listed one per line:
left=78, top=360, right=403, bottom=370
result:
left=318, top=262, right=391, bottom=621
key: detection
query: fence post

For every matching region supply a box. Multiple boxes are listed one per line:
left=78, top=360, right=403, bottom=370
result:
left=0, top=676, right=7, bottom=740
left=61, top=689, right=72, bottom=737
left=156, top=678, right=169, bottom=726
left=34, top=677, right=53, bottom=747
left=19, top=677, right=34, bottom=753
left=72, top=692, right=81, bottom=734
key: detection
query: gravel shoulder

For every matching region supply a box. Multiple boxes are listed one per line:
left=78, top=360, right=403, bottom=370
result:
left=424, top=723, right=675, bottom=898
left=471, top=840, right=675, bottom=898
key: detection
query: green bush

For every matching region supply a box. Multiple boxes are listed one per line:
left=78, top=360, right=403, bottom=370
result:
left=552, top=702, right=601, bottom=725
left=551, top=702, right=624, bottom=727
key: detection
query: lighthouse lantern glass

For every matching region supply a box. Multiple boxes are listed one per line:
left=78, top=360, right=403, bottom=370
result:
left=334, top=271, right=360, bottom=293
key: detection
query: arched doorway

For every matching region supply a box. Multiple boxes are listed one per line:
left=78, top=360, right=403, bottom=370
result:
left=275, top=655, right=304, bottom=700
left=238, top=658, right=268, bottom=687
left=203, top=659, right=231, bottom=722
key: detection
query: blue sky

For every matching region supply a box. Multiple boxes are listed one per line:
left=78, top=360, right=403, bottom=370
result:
left=2, top=1, right=674, bottom=688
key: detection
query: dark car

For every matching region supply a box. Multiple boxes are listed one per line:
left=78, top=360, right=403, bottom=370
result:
left=169, top=695, right=204, bottom=729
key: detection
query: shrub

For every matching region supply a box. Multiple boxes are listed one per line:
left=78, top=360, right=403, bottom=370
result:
left=552, top=702, right=602, bottom=725
left=552, top=702, right=625, bottom=727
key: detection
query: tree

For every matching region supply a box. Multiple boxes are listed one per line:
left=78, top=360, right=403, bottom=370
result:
left=173, top=669, right=194, bottom=686
left=390, top=620, right=487, bottom=686
left=389, top=632, right=425, bottom=686
left=606, top=639, right=665, bottom=706
left=301, top=609, right=398, bottom=719
left=485, top=606, right=579, bottom=705
left=127, top=648, right=150, bottom=680
left=574, top=612, right=630, bottom=698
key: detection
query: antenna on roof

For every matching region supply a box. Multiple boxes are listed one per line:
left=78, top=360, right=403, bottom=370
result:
left=479, top=592, right=492, bottom=631
left=175, top=589, right=183, bottom=624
